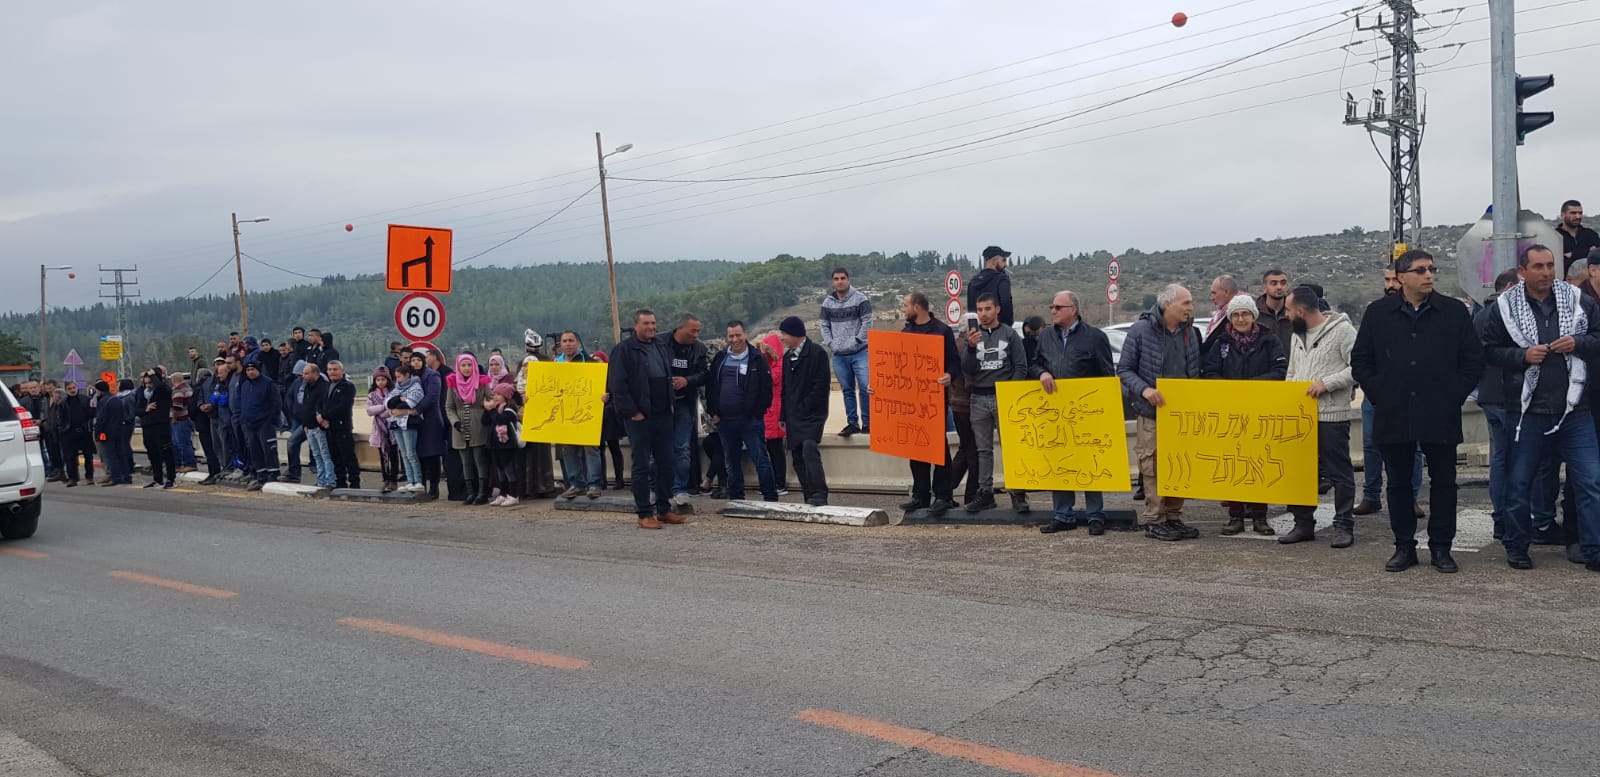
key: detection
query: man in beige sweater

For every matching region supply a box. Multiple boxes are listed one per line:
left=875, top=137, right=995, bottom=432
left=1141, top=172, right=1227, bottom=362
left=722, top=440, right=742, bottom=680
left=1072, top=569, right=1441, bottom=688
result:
left=1281, top=286, right=1360, bottom=548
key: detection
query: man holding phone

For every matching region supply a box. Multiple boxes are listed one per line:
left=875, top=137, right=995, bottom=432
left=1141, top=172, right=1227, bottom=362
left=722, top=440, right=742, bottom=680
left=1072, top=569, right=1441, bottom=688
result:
left=962, top=292, right=1029, bottom=512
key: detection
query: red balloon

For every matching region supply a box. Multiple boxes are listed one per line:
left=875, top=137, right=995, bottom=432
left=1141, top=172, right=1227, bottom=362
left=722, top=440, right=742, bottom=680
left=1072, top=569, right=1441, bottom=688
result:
left=67, top=272, right=76, bottom=279
left=1172, top=11, right=1187, bottom=27
left=344, top=223, right=354, bottom=232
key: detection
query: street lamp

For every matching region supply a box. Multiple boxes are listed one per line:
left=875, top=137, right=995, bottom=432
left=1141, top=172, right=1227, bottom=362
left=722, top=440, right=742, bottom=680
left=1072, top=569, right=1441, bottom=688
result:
left=231, top=214, right=271, bottom=335
left=39, top=265, right=73, bottom=382
left=596, top=133, right=632, bottom=344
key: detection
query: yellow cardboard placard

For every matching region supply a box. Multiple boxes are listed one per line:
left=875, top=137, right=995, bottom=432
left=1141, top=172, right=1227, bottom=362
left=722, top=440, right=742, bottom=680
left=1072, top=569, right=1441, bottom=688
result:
left=1154, top=378, right=1318, bottom=504
left=996, top=377, right=1130, bottom=492
left=519, top=361, right=608, bottom=446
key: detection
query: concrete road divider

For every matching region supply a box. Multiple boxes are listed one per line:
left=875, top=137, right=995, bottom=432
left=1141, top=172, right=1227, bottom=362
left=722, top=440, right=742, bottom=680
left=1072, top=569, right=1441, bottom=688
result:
left=553, top=495, right=695, bottom=515
left=719, top=500, right=888, bottom=527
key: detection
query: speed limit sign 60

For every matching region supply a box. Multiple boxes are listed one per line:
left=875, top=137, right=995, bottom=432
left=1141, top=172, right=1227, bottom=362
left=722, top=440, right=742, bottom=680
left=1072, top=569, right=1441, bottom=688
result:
left=395, top=292, right=446, bottom=341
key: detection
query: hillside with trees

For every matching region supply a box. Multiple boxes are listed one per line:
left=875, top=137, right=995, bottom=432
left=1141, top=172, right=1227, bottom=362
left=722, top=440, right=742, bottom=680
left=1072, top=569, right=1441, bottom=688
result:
left=7, top=217, right=1578, bottom=375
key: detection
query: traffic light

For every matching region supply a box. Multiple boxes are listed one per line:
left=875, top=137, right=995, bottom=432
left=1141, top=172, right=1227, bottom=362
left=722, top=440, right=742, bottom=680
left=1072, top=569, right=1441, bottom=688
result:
left=1516, top=73, right=1555, bottom=145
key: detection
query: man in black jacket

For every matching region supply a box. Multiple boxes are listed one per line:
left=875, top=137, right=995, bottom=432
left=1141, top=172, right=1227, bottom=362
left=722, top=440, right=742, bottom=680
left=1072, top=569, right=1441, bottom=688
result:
left=57, top=380, right=96, bottom=487
left=1479, top=245, right=1600, bottom=572
left=319, top=361, right=361, bottom=490
left=137, top=367, right=176, bottom=488
left=190, top=368, right=221, bottom=484
left=897, top=293, right=960, bottom=517
left=658, top=314, right=709, bottom=506
left=968, top=246, right=1015, bottom=327
left=1352, top=250, right=1485, bottom=573
left=705, top=321, right=778, bottom=502
left=290, top=362, right=332, bottom=488
left=608, top=309, right=683, bottom=529
left=1030, top=289, right=1117, bottom=535
left=778, top=316, right=832, bottom=506
left=1474, top=269, right=1521, bottom=541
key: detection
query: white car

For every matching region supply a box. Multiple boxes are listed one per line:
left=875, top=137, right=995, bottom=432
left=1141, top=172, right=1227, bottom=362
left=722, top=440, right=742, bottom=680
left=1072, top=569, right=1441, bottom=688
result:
left=1104, top=320, right=1208, bottom=365
left=0, top=382, right=44, bottom=540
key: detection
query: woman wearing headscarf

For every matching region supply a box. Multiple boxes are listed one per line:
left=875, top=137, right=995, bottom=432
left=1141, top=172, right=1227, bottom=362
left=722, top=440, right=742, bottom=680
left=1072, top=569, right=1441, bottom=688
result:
left=411, top=350, right=448, bottom=499
left=366, top=366, right=399, bottom=492
left=486, top=354, right=516, bottom=389
left=445, top=352, right=496, bottom=505
left=1201, top=294, right=1289, bottom=536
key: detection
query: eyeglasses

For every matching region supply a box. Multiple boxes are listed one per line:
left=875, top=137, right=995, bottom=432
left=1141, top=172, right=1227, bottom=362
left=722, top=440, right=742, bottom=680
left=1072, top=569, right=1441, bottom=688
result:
left=1402, top=266, right=1438, bottom=275
left=1050, top=304, right=1076, bottom=310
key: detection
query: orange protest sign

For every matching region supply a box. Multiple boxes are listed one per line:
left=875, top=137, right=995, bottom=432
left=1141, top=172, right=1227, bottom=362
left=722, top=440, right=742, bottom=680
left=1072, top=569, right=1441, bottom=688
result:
left=867, top=330, right=948, bottom=465
left=386, top=224, right=453, bottom=293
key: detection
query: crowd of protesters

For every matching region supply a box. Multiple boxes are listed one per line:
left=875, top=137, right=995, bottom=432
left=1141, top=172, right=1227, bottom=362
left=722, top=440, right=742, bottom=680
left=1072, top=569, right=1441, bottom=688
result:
left=22, top=219, right=1600, bottom=575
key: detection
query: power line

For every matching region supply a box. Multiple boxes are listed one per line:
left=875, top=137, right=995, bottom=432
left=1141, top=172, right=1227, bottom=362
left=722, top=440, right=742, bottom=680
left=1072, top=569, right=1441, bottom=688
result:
left=454, top=182, right=600, bottom=264
left=607, top=10, right=1374, bottom=184
left=174, top=256, right=240, bottom=300
left=243, top=252, right=326, bottom=281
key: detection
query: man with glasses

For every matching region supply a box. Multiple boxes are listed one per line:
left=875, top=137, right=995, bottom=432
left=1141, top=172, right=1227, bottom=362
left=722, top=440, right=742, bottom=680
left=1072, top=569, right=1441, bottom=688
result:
left=1353, top=250, right=1484, bottom=573
left=1031, top=290, right=1116, bottom=534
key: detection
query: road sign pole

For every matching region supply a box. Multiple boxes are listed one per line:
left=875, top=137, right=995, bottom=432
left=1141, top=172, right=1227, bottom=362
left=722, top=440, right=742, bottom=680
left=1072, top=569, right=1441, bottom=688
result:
left=1488, top=0, right=1520, bottom=274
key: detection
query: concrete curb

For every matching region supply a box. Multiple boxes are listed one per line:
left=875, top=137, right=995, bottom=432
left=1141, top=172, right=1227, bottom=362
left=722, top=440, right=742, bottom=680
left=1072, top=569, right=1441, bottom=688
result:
left=262, top=482, right=323, bottom=498
left=553, top=495, right=696, bottom=515
left=719, top=500, right=889, bottom=527
left=325, top=488, right=432, bottom=504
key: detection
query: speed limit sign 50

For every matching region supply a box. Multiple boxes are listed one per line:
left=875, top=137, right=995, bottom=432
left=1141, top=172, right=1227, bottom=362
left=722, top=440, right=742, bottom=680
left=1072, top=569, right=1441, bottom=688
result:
left=395, top=292, right=446, bottom=342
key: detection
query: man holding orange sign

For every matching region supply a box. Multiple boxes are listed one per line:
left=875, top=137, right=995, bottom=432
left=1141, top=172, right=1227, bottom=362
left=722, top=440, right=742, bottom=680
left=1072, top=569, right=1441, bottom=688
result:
left=873, top=293, right=959, bottom=518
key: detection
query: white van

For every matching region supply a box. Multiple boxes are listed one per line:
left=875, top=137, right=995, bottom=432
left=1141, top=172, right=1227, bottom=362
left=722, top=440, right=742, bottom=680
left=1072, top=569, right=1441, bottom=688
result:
left=0, top=382, right=44, bottom=540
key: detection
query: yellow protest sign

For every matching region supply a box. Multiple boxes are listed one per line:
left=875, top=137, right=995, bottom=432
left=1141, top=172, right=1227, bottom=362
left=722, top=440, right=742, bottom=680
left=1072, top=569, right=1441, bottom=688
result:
left=1155, top=379, right=1318, bottom=504
left=520, top=361, right=608, bottom=446
left=996, top=377, right=1130, bottom=492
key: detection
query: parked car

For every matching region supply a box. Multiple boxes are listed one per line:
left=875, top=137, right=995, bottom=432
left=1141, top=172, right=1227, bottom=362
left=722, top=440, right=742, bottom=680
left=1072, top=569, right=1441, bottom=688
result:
left=1104, top=320, right=1208, bottom=366
left=0, top=382, right=44, bottom=540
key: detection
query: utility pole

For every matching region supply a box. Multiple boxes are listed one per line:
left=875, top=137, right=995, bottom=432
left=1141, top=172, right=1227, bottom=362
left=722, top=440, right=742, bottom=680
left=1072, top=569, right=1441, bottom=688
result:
left=230, top=213, right=271, bottom=336
left=595, top=133, right=633, bottom=345
left=39, top=265, right=72, bottom=382
left=98, top=265, right=139, bottom=380
left=1488, top=0, right=1518, bottom=272
left=1343, top=0, right=1424, bottom=263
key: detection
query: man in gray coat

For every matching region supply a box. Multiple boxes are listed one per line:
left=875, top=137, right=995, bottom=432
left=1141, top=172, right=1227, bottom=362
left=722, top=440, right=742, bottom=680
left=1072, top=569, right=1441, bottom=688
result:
left=1116, top=283, right=1200, bottom=541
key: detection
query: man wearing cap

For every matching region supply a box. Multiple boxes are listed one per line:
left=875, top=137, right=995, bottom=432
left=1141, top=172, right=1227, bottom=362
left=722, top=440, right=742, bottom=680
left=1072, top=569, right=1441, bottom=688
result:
left=1575, top=248, right=1600, bottom=300
left=778, top=316, right=832, bottom=506
left=969, top=246, right=1015, bottom=328
left=1557, top=200, right=1600, bottom=274
left=237, top=358, right=284, bottom=490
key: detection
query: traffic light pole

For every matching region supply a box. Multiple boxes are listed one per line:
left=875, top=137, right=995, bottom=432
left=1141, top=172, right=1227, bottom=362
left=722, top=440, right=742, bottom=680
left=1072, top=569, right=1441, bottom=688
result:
left=1488, top=0, right=1519, bottom=271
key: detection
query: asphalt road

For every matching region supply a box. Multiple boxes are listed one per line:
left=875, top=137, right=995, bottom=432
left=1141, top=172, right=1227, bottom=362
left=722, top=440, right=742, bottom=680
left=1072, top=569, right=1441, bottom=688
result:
left=2, top=483, right=1597, bottom=776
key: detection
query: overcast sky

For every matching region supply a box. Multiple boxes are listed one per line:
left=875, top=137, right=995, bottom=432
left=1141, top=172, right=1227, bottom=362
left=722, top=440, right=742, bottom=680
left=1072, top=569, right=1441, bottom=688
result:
left=4, top=0, right=1598, bottom=313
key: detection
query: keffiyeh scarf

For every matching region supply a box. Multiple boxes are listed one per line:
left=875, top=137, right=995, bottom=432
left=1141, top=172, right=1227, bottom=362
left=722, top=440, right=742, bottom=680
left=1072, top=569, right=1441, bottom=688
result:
left=1498, top=280, right=1588, bottom=440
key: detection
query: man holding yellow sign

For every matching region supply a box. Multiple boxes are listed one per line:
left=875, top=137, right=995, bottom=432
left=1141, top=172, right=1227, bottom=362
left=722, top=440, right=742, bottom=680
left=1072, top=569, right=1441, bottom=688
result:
left=1025, top=289, right=1120, bottom=535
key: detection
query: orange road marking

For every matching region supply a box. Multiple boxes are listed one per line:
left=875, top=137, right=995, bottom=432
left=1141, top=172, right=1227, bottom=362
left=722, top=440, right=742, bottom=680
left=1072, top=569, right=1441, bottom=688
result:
left=796, top=708, right=1124, bottom=777
left=338, top=617, right=590, bottom=670
left=0, top=547, right=47, bottom=559
left=107, top=570, right=238, bottom=599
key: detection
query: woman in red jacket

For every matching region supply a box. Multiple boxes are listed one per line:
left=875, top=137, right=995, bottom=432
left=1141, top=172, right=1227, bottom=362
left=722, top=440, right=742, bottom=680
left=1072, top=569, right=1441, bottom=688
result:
left=759, top=333, right=788, bottom=495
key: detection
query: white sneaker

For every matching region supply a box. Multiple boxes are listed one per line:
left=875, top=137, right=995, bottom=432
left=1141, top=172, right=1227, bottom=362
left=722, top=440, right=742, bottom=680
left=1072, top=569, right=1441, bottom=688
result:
left=500, top=496, right=519, bottom=507
left=671, top=492, right=690, bottom=507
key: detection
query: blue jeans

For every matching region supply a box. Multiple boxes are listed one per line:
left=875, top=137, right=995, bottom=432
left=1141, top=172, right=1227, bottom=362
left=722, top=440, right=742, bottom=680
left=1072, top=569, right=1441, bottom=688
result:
left=625, top=416, right=676, bottom=518
left=286, top=421, right=307, bottom=479
left=718, top=416, right=777, bottom=500
left=106, top=428, right=134, bottom=483
left=170, top=419, right=196, bottom=467
left=1532, top=453, right=1563, bottom=531
left=832, top=349, right=871, bottom=428
left=1504, top=409, right=1600, bottom=561
left=558, top=444, right=603, bottom=490
left=394, top=427, right=421, bottom=485
left=672, top=398, right=697, bottom=496
left=1362, top=397, right=1423, bottom=502
left=1051, top=490, right=1104, bottom=526
left=306, top=427, right=334, bottom=487
left=1481, top=404, right=1513, bottom=528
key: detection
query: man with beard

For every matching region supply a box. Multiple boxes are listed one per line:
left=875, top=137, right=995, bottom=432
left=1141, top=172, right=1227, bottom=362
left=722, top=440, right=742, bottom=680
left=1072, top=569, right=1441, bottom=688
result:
left=1280, top=286, right=1359, bottom=547
left=1557, top=200, right=1600, bottom=274
left=1257, top=269, right=1294, bottom=352
left=1356, top=265, right=1425, bottom=518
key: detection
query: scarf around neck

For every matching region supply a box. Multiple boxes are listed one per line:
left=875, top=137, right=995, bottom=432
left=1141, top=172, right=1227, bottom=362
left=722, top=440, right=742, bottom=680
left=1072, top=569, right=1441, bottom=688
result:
left=449, top=354, right=487, bottom=404
left=1498, top=280, right=1588, bottom=439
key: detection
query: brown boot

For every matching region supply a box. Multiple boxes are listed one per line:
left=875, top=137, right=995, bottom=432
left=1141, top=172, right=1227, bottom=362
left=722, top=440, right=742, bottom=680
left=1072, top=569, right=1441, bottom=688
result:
left=659, top=512, right=686, bottom=525
left=1221, top=515, right=1246, bottom=535
left=1251, top=513, right=1275, bottom=536
left=638, top=516, right=662, bottom=529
